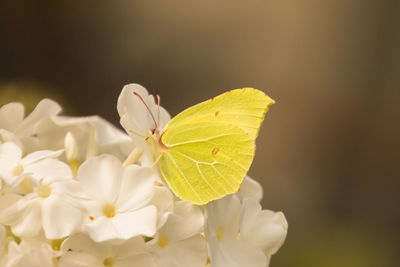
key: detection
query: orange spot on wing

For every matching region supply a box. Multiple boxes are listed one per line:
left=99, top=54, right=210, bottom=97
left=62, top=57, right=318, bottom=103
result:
left=89, top=216, right=94, bottom=221
left=215, top=111, right=219, bottom=116
left=212, top=147, right=219, bottom=155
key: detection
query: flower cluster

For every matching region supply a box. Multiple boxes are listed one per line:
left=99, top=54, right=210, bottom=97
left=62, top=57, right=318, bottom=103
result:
left=0, top=84, right=287, bottom=267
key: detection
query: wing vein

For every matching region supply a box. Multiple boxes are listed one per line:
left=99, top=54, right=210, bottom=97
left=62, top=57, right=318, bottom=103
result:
left=195, top=163, right=222, bottom=196
left=165, top=152, right=203, bottom=203
left=208, top=164, right=236, bottom=191
left=167, top=133, right=240, bottom=147
left=172, top=148, right=249, bottom=176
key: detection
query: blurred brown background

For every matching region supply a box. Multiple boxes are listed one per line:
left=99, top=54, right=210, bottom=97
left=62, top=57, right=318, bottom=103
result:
left=1, top=1, right=399, bottom=266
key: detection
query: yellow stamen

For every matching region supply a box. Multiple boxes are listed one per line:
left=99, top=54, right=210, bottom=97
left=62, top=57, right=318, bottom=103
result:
left=51, top=238, right=65, bottom=251
left=36, top=184, right=52, bottom=198
left=103, top=256, right=115, bottom=267
left=20, top=178, right=33, bottom=194
left=102, top=203, right=116, bottom=218
left=6, top=226, right=21, bottom=244
left=158, top=234, right=169, bottom=248
left=216, top=226, right=224, bottom=241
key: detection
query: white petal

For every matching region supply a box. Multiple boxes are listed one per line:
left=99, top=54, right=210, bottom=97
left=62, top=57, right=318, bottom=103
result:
left=86, top=205, right=157, bottom=242
left=0, top=102, right=24, bottom=132
left=241, top=198, right=288, bottom=256
left=137, top=144, right=157, bottom=166
left=206, top=195, right=241, bottom=238
left=17, top=251, right=55, bottom=267
left=0, top=193, right=23, bottom=225
left=0, top=129, right=24, bottom=150
left=237, top=176, right=263, bottom=201
left=117, top=165, right=155, bottom=212
left=0, top=224, right=5, bottom=245
left=77, top=154, right=123, bottom=203
left=21, top=149, right=63, bottom=165
left=117, top=84, right=156, bottom=136
left=4, top=241, right=22, bottom=266
left=61, top=233, right=107, bottom=258
left=85, top=216, right=120, bottom=242
left=150, top=186, right=174, bottom=229
left=42, top=195, right=84, bottom=239
left=117, top=84, right=170, bottom=137
left=86, top=116, right=132, bottom=146
left=111, top=205, right=157, bottom=239
left=161, top=201, right=204, bottom=241
left=118, top=253, right=156, bottom=267
left=17, top=239, right=57, bottom=267
left=16, top=98, right=61, bottom=136
left=0, top=142, right=21, bottom=175
left=59, top=252, right=103, bottom=267
left=209, top=236, right=267, bottom=267
left=24, top=158, right=72, bottom=182
left=114, top=236, right=146, bottom=257
left=155, top=235, right=207, bottom=267
left=115, top=237, right=156, bottom=267
left=12, top=199, right=42, bottom=238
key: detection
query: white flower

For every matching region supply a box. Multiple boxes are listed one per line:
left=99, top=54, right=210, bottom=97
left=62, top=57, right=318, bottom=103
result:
left=205, top=195, right=287, bottom=267
left=77, top=154, right=158, bottom=242
left=37, top=115, right=133, bottom=162
left=149, top=185, right=175, bottom=230
left=2, top=234, right=61, bottom=267
left=240, top=198, right=288, bottom=262
left=0, top=141, right=65, bottom=188
left=0, top=142, right=84, bottom=239
left=0, top=177, right=84, bottom=240
left=149, top=201, right=207, bottom=267
left=237, top=176, right=263, bottom=201
left=59, top=234, right=156, bottom=267
left=117, top=84, right=171, bottom=166
left=0, top=99, right=62, bottom=152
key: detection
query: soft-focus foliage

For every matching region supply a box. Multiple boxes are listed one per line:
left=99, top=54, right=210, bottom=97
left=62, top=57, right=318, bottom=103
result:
left=0, top=84, right=287, bottom=266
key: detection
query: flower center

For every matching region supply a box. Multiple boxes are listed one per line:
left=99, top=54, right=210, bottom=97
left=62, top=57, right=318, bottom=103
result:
left=216, top=226, right=224, bottom=241
left=51, top=238, right=65, bottom=251
left=103, top=256, right=115, bottom=267
left=12, top=164, right=24, bottom=176
left=158, top=234, right=169, bottom=248
left=20, top=178, right=33, bottom=194
left=36, top=184, right=52, bottom=198
left=102, top=203, right=116, bottom=218
left=6, top=226, right=21, bottom=244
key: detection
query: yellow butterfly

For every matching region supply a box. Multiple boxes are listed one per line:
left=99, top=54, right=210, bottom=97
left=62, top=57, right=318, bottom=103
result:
left=124, top=87, right=274, bottom=205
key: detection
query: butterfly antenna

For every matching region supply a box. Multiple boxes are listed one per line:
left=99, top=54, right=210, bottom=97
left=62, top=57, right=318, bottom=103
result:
left=156, top=94, right=161, bottom=127
left=133, top=92, right=158, bottom=129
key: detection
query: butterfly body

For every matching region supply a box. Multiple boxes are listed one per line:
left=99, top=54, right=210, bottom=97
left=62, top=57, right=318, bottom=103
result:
left=150, top=88, right=274, bottom=205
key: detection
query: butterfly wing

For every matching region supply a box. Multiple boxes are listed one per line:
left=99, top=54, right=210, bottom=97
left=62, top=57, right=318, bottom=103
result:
left=164, top=88, right=274, bottom=140
left=159, top=88, right=274, bottom=204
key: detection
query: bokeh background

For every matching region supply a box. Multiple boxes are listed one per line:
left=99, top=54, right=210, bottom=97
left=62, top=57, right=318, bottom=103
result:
left=1, top=1, right=399, bottom=266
